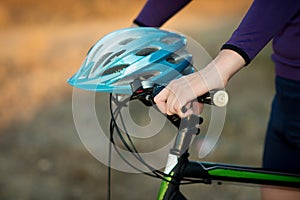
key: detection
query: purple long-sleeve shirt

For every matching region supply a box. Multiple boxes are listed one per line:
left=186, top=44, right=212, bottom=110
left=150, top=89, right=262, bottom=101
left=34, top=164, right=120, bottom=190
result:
left=134, top=0, right=300, bottom=80
left=134, top=0, right=191, bottom=27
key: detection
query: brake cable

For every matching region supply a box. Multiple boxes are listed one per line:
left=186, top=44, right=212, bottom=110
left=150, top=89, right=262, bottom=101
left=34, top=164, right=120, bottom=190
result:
left=106, top=85, right=225, bottom=199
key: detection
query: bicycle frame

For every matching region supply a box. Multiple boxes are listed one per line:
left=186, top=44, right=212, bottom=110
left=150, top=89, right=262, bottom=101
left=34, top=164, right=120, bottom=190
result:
left=157, top=118, right=300, bottom=200
left=127, top=81, right=300, bottom=200
left=158, top=155, right=300, bottom=200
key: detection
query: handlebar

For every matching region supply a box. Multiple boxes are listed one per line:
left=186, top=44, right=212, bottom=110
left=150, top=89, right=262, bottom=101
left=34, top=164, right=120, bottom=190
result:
left=129, top=79, right=228, bottom=129
left=130, top=79, right=228, bottom=108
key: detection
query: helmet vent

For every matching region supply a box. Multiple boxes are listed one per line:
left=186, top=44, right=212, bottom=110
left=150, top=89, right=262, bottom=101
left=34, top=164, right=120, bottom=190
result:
left=166, top=53, right=183, bottom=64
left=135, top=47, right=159, bottom=56
left=103, top=50, right=126, bottom=67
left=166, top=57, right=176, bottom=64
left=119, top=38, right=136, bottom=45
left=95, top=52, right=112, bottom=67
left=92, top=52, right=113, bottom=76
left=161, top=37, right=180, bottom=44
left=101, top=64, right=129, bottom=76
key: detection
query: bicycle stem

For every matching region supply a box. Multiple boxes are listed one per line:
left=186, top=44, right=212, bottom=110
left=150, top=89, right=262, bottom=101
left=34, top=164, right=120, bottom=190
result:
left=170, top=115, right=202, bottom=156
left=158, top=115, right=203, bottom=200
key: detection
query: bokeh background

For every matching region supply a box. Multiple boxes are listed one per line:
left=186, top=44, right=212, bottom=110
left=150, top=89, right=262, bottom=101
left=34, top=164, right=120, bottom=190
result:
left=0, top=0, right=276, bottom=199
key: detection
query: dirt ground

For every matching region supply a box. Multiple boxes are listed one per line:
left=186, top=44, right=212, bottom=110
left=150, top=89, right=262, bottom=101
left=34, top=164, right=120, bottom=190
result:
left=0, top=1, right=277, bottom=199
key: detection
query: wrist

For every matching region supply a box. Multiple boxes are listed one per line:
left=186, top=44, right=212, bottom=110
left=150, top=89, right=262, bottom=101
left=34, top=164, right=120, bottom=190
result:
left=197, top=49, right=245, bottom=91
left=213, top=49, right=245, bottom=86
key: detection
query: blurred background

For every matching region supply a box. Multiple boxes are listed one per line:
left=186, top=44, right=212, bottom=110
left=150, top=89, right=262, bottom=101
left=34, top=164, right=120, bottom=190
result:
left=0, top=0, right=276, bottom=199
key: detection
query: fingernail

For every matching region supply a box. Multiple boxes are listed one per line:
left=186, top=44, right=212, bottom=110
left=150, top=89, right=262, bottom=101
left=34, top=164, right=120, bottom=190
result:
left=181, top=106, right=187, bottom=113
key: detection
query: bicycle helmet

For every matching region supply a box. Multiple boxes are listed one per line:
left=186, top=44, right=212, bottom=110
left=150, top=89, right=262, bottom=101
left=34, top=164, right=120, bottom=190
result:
left=68, top=27, right=194, bottom=94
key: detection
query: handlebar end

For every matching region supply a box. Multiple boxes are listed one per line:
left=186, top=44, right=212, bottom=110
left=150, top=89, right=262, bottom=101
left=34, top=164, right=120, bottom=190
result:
left=212, top=90, right=229, bottom=107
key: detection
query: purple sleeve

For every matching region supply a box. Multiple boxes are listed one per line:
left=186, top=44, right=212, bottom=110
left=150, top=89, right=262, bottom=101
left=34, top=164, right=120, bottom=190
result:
left=134, top=0, right=191, bottom=27
left=222, top=0, right=300, bottom=65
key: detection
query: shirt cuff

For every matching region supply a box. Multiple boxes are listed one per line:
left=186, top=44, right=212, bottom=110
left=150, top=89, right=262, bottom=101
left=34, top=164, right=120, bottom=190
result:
left=133, top=19, right=150, bottom=27
left=221, top=44, right=251, bottom=66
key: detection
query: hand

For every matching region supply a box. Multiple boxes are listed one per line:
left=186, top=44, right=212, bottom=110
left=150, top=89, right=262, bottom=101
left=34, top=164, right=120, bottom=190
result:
left=153, top=49, right=246, bottom=118
left=154, top=72, right=207, bottom=118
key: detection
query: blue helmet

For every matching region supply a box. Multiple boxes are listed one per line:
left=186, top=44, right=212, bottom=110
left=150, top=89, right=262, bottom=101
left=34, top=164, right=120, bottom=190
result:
left=68, top=27, right=194, bottom=94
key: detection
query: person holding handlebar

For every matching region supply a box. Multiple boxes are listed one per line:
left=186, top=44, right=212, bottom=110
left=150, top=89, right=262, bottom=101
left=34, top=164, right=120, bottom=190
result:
left=133, top=0, right=300, bottom=199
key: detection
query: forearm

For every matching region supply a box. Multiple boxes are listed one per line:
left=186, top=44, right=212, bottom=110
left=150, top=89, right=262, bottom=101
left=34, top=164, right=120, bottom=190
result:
left=199, top=49, right=245, bottom=91
left=223, top=0, right=300, bottom=63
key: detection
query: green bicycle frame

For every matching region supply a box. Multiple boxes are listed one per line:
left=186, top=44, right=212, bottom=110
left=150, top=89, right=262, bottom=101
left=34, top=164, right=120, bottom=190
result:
left=157, top=151, right=300, bottom=200
left=156, top=114, right=300, bottom=200
left=157, top=153, right=300, bottom=200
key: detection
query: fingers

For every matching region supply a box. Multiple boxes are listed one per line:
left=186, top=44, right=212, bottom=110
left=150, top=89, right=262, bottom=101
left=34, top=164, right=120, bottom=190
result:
left=154, top=87, right=184, bottom=116
left=164, top=90, right=183, bottom=116
left=154, top=87, right=203, bottom=118
left=153, top=87, right=169, bottom=114
left=154, top=74, right=206, bottom=118
left=181, top=101, right=204, bottom=118
left=154, top=87, right=181, bottom=116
